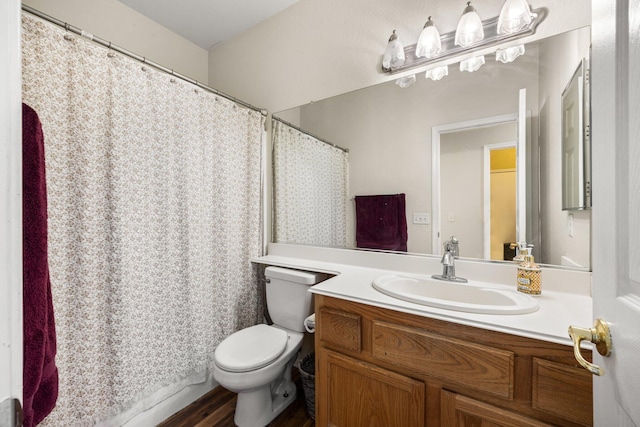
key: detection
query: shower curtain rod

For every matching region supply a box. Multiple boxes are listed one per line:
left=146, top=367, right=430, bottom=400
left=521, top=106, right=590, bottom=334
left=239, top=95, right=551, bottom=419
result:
left=272, top=116, right=349, bottom=153
left=21, top=5, right=267, bottom=116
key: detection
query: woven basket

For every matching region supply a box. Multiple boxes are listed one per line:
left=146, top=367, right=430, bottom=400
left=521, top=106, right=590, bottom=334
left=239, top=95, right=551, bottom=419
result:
left=298, top=352, right=316, bottom=420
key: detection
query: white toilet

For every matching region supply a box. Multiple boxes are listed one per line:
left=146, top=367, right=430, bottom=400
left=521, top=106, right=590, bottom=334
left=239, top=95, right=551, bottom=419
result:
left=212, top=266, right=325, bottom=427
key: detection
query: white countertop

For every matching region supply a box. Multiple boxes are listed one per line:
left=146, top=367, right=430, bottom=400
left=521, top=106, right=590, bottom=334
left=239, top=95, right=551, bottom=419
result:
left=253, top=244, right=594, bottom=348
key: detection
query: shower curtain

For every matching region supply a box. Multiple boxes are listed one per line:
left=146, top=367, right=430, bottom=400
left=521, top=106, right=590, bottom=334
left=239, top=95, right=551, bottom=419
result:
left=22, top=14, right=265, bottom=426
left=272, top=119, right=349, bottom=247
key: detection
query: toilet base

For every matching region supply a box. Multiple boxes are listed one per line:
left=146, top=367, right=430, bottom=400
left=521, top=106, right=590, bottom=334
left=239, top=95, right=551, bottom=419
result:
left=233, top=357, right=298, bottom=427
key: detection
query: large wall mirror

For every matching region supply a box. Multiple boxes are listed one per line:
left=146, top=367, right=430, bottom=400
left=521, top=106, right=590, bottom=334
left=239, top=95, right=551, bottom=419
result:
left=273, top=25, right=592, bottom=270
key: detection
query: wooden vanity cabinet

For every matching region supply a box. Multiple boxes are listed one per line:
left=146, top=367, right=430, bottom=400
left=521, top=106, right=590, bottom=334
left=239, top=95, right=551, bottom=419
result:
left=314, top=295, right=593, bottom=427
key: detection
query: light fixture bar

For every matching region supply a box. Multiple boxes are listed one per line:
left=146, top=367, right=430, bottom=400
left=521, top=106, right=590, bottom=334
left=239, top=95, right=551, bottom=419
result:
left=382, top=7, right=546, bottom=74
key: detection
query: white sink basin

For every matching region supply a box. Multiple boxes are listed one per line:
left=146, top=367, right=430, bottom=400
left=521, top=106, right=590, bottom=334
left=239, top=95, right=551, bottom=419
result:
left=372, top=274, right=539, bottom=315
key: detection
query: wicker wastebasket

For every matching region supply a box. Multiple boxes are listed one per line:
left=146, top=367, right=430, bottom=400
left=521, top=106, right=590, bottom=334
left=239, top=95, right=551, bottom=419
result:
left=298, top=352, right=316, bottom=420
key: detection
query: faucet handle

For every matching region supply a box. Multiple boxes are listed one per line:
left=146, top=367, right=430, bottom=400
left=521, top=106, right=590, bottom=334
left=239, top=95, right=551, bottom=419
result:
left=446, top=236, right=459, bottom=258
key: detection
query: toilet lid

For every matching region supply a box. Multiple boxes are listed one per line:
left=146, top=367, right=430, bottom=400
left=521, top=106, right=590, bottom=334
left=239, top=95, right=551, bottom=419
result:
left=214, top=324, right=288, bottom=373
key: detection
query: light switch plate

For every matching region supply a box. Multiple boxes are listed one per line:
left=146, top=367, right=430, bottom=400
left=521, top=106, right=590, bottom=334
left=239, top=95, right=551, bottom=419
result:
left=413, top=212, right=430, bottom=225
left=568, top=213, right=574, bottom=237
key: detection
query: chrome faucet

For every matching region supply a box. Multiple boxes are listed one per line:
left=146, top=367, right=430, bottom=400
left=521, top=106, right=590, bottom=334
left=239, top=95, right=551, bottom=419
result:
left=448, top=236, right=459, bottom=258
left=432, top=236, right=467, bottom=283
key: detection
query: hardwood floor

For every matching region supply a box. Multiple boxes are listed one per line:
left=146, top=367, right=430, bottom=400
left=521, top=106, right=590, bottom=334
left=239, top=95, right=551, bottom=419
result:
left=157, top=375, right=314, bottom=427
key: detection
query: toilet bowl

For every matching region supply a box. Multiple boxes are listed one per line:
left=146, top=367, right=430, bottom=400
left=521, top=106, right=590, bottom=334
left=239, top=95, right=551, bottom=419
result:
left=212, top=325, right=303, bottom=427
left=212, top=267, right=326, bottom=427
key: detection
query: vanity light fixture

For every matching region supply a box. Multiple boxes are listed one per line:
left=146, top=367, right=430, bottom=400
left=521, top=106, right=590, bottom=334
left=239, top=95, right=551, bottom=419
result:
left=416, top=17, right=442, bottom=58
left=382, top=30, right=406, bottom=70
left=496, top=44, right=525, bottom=63
left=460, top=55, right=485, bottom=72
left=425, top=65, right=449, bottom=81
left=497, top=0, right=534, bottom=34
left=380, top=1, right=545, bottom=74
left=455, top=2, right=484, bottom=48
left=395, top=74, right=417, bottom=88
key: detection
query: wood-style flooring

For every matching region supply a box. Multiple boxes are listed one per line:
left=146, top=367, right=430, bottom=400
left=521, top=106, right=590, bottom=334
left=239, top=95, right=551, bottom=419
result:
left=157, top=374, right=314, bottom=427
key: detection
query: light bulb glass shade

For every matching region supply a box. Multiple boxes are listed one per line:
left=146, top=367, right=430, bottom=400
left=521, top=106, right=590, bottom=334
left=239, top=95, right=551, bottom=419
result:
left=382, top=30, right=406, bottom=69
left=496, top=44, right=525, bottom=63
left=425, top=65, right=449, bottom=81
left=455, top=3, right=484, bottom=47
left=460, top=55, right=485, bottom=72
left=497, top=0, right=533, bottom=34
left=395, top=74, right=417, bottom=88
left=416, top=18, right=442, bottom=58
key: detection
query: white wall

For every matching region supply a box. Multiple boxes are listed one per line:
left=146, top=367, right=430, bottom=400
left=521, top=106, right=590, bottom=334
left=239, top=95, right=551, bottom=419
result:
left=22, top=0, right=209, bottom=83
left=538, top=28, right=592, bottom=267
left=208, top=0, right=591, bottom=113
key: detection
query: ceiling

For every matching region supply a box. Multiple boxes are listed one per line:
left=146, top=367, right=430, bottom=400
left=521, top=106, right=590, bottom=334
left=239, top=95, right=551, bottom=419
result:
left=118, top=0, right=299, bottom=50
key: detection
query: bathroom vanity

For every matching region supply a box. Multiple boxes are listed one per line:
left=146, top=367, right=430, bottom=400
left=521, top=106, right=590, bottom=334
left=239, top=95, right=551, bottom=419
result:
left=254, top=243, right=594, bottom=427
left=315, top=295, right=591, bottom=426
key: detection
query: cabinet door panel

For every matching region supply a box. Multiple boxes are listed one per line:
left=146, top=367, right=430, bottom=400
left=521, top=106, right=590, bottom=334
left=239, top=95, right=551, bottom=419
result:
left=441, top=390, right=552, bottom=427
left=532, top=357, right=593, bottom=426
left=320, top=349, right=425, bottom=427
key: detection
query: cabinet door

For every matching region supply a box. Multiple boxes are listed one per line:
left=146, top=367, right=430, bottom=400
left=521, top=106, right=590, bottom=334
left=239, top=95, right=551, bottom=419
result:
left=317, top=349, right=425, bottom=427
left=532, top=357, right=593, bottom=426
left=441, top=390, right=552, bottom=427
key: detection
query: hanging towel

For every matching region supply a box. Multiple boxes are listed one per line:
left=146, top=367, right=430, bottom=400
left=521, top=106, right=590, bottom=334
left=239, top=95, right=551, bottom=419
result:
left=22, top=103, right=58, bottom=427
left=355, top=193, right=408, bottom=252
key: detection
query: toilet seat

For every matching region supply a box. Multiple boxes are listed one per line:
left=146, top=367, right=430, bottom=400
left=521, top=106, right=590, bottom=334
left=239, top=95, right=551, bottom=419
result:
left=214, top=324, right=288, bottom=373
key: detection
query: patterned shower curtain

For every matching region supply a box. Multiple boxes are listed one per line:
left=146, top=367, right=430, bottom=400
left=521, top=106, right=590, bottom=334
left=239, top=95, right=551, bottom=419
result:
left=22, top=14, right=265, bottom=426
left=272, top=119, right=349, bottom=247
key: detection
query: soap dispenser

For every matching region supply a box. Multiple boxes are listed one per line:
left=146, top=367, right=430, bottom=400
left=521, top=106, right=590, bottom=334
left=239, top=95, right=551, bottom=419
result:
left=510, top=242, right=533, bottom=263
left=516, top=250, right=542, bottom=296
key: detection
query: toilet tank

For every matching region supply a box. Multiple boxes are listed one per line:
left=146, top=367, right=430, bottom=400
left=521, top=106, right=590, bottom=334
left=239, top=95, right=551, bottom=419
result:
left=265, top=266, right=327, bottom=332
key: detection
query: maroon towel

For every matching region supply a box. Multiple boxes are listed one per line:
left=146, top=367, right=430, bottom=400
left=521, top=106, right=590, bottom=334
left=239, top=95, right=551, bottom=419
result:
left=355, top=194, right=408, bottom=252
left=22, top=103, right=58, bottom=427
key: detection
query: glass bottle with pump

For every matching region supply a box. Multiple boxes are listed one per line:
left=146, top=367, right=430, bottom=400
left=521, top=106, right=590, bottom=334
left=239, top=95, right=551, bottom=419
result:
left=516, top=250, right=542, bottom=296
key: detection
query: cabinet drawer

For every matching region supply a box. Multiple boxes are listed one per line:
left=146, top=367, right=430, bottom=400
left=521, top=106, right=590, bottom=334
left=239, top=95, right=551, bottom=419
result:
left=532, top=357, right=593, bottom=426
left=318, top=308, right=362, bottom=352
left=373, top=320, right=514, bottom=399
